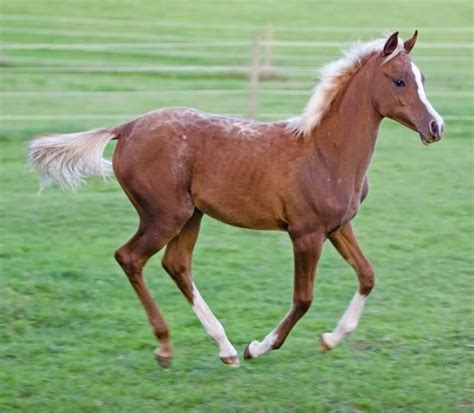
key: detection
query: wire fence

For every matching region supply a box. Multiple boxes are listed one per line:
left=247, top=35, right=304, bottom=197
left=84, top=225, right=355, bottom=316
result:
left=1, top=13, right=473, bottom=32
left=1, top=114, right=472, bottom=122
left=1, top=90, right=471, bottom=98
left=1, top=15, right=473, bottom=122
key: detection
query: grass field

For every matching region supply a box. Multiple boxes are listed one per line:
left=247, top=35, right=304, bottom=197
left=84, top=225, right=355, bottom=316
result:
left=1, top=0, right=473, bottom=412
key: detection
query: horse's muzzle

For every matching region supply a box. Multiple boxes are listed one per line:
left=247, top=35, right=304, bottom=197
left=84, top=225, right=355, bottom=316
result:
left=419, top=119, right=444, bottom=145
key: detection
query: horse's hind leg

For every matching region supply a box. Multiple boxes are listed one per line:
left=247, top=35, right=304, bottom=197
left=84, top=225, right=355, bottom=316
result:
left=115, top=216, right=191, bottom=368
left=161, top=210, right=240, bottom=367
left=320, top=222, right=375, bottom=352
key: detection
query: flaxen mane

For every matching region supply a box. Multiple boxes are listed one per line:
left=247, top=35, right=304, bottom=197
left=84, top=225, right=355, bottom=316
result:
left=287, top=35, right=403, bottom=137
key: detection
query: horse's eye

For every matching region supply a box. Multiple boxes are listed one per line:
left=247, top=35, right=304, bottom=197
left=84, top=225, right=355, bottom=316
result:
left=393, top=79, right=405, bottom=87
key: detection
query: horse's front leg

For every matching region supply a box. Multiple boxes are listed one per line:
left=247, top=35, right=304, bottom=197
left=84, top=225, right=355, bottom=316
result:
left=244, top=231, right=324, bottom=359
left=320, top=222, right=374, bottom=351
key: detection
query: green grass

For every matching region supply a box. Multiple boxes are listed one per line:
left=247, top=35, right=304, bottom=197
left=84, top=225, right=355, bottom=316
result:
left=1, top=1, right=473, bottom=412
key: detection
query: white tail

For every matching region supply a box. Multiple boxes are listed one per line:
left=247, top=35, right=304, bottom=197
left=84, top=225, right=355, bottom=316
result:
left=28, top=128, right=117, bottom=191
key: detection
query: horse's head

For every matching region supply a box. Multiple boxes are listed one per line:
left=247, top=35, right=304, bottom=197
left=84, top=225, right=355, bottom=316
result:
left=372, top=31, right=444, bottom=145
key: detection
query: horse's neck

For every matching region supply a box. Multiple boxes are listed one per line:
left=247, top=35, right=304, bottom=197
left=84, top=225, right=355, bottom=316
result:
left=311, top=64, right=382, bottom=186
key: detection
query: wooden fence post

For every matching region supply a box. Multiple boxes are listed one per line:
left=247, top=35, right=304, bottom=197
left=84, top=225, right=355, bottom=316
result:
left=247, top=32, right=260, bottom=119
left=263, top=23, right=273, bottom=73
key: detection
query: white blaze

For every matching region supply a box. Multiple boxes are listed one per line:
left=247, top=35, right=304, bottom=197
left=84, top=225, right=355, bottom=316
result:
left=410, top=62, right=444, bottom=131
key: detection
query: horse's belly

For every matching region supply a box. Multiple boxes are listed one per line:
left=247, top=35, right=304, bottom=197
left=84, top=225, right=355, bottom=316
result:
left=193, top=194, right=284, bottom=231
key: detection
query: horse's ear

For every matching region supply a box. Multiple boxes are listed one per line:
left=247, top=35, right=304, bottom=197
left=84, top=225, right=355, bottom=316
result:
left=383, top=32, right=399, bottom=56
left=404, top=30, right=418, bottom=54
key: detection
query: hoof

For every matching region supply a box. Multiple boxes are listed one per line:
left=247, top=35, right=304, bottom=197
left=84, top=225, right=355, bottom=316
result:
left=319, top=335, right=332, bottom=353
left=220, top=355, right=240, bottom=368
left=154, top=351, right=172, bottom=368
left=243, top=343, right=254, bottom=360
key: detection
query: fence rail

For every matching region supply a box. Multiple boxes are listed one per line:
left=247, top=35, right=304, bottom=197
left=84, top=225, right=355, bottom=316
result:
left=1, top=19, right=472, bottom=123
left=1, top=90, right=471, bottom=98
left=1, top=114, right=472, bottom=122
left=2, top=41, right=473, bottom=50
left=1, top=66, right=472, bottom=77
left=1, top=14, right=473, bottom=33
left=3, top=54, right=473, bottom=65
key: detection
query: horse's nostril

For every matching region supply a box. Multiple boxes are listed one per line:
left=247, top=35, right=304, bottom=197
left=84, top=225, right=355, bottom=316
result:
left=429, top=120, right=440, bottom=138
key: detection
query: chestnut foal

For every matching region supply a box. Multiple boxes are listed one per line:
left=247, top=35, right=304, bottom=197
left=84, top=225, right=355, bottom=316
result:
left=29, top=32, right=444, bottom=367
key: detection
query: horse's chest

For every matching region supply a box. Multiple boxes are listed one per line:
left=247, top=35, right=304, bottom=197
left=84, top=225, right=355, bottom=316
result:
left=344, top=196, right=362, bottom=220
left=318, top=190, right=362, bottom=231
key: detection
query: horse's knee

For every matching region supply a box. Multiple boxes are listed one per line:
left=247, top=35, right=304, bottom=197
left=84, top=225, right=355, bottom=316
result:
left=294, top=297, right=312, bottom=315
left=114, top=247, right=130, bottom=269
left=358, top=262, right=374, bottom=295
left=114, top=247, right=127, bottom=266
left=114, top=247, right=143, bottom=281
left=161, top=254, right=188, bottom=279
left=162, top=251, right=194, bottom=303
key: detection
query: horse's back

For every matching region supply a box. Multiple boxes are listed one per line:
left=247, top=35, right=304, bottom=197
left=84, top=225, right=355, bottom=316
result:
left=112, top=107, right=292, bottom=178
left=111, top=107, right=297, bottom=229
